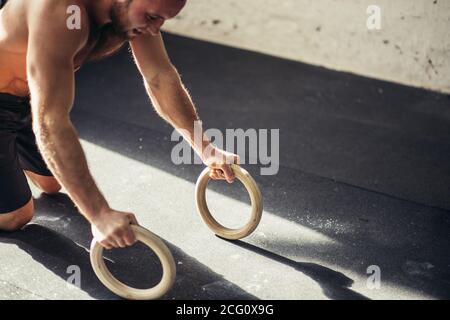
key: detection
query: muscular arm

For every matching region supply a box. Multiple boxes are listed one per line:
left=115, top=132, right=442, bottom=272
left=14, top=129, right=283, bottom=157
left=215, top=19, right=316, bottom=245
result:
left=26, top=2, right=109, bottom=222
left=130, top=34, right=211, bottom=158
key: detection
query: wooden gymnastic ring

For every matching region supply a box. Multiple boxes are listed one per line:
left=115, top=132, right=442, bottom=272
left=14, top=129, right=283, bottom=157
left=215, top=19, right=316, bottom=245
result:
left=90, top=225, right=176, bottom=300
left=195, top=164, right=263, bottom=240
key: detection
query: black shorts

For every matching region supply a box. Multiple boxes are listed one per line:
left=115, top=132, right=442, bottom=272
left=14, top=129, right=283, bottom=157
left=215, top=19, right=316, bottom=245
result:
left=0, top=93, right=53, bottom=213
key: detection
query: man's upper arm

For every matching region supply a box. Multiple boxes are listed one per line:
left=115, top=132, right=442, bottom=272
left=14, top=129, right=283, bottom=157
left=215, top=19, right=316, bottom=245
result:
left=26, top=0, right=88, bottom=119
left=130, top=33, right=178, bottom=85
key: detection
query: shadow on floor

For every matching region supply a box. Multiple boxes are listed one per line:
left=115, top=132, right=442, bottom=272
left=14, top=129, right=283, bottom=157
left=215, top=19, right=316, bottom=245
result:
left=218, top=236, right=369, bottom=300
left=0, top=193, right=257, bottom=300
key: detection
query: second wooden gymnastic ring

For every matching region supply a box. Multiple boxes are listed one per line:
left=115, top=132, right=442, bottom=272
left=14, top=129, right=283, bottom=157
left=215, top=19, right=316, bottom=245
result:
left=195, top=164, right=263, bottom=240
left=90, top=225, right=176, bottom=300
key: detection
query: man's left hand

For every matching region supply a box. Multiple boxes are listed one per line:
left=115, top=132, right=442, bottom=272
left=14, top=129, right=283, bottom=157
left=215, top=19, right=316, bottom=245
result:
left=202, top=145, right=240, bottom=183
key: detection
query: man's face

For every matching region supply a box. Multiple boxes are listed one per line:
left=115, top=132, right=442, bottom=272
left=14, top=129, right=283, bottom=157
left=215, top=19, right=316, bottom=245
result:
left=111, top=0, right=186, bottom=39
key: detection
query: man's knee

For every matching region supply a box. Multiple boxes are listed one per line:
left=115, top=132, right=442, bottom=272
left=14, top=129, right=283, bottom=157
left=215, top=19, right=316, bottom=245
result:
left=0, top=199, right=34, bottom=231
left=24, top=171, right=61, bottom=194
left=39, top=178, right=62, bottom=194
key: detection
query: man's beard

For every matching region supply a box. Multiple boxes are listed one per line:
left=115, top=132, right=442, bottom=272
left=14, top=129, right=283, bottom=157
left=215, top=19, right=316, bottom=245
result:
left=110, top=0, right=133, bottom=40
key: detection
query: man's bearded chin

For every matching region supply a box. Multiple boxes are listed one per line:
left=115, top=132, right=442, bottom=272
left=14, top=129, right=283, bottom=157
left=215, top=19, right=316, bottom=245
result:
left=110, top=0, right=132, bottom=39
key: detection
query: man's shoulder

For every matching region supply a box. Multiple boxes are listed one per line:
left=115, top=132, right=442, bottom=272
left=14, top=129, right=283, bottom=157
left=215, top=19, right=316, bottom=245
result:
left=28, top=0, right=90, bottom=27
left=27, top=0, right=90, bottom=52
left=28, top=0, right=87, bottom=16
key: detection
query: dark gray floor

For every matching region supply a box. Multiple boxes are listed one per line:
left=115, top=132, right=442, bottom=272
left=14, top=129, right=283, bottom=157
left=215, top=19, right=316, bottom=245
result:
left=1, top=33, right=449, bottom=300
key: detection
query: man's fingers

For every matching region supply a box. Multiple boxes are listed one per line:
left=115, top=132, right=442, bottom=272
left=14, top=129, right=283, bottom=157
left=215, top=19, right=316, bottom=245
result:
left=221, top=165, right=235, bottom=183
left=115, top=237, right=127, bottom=248
left=209, top=169, right=221, bottom=180
left=102, top=232, right=135, bottom=249
left=123, top=232, right=136, bottom=246
left=116, top=224, right=136, bottom=247
left=106, top=235, right=122, bottom=249
left=209, top=167, right=236, bottom=183
left=100, top=240, right=114, bottom=250
left=109, top=239, right=121, bottom=249
left=122, top=225, right=137, bottom=246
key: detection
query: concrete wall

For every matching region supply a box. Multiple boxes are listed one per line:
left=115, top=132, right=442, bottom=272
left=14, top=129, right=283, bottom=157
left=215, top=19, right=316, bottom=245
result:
left=162, top=0, right=450, bottom=93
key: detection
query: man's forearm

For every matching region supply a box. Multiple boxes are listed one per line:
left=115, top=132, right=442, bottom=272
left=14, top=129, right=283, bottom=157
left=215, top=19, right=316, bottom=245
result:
left=34, top=118, right=109, bottom=222
left=145, top=71, right=211, bottom=158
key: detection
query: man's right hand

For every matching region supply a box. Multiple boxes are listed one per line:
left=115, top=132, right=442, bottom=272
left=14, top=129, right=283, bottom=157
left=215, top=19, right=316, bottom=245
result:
left=91, top=209, right=139, bottom=249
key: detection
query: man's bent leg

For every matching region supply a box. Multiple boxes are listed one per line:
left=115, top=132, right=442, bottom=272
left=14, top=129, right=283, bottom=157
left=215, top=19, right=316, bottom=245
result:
left=0, top=198, right=34, bottom=231
left=24, top=170, right=61, bottom=194
left=0, top=94, right=35, bottom=230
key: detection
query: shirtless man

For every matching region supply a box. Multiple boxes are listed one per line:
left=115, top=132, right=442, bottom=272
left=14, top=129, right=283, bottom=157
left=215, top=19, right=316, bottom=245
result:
left=0, top=0, right=239, bottom=249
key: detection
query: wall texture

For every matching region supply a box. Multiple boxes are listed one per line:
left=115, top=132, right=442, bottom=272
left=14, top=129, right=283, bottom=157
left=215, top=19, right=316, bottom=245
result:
left=162, top=0, right=450, bottom=93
